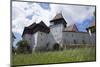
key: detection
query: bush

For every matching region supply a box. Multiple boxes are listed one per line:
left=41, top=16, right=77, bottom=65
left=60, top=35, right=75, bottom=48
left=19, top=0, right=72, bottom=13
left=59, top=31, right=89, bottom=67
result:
left=53, top=43, right=60, bottom=51
left=12, top=46, right=16, bottom=55
left=16, top=40, right=31, bottom=54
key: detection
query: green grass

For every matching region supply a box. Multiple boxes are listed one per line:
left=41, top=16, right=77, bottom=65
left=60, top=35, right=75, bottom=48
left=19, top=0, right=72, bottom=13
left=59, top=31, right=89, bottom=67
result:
left=12, top=47, right=96, bottom=66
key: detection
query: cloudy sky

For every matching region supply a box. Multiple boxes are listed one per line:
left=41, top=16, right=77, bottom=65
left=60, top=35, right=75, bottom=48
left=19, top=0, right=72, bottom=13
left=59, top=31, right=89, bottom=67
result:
left=12, top=1, right=95, bottom=47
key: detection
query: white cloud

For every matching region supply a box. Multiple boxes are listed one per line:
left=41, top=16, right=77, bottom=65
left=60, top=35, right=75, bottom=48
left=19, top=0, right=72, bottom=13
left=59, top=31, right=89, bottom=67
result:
left=12, top=1, right=95, bottom=36
left=61, top=5, right=95, bottom=26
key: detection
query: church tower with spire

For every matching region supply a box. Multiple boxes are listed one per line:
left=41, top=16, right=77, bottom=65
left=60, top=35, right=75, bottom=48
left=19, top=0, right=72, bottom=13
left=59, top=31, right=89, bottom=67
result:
left=50, top=13, right=67, bottom=47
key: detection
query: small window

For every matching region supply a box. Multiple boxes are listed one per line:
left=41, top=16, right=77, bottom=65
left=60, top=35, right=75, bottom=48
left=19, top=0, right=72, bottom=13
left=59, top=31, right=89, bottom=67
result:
left=41, top=33, right=42, bottom=35
left=72, top=34, right=73, bottom=37
left=74, top=40, right=77, bottom=44
left=82, top=40, right=85, bottom=44
left=64, top=40, right=66, bottom=44
left=41, top=38, right=42, bottom=41
left=46, top=43, right=49, bottom=47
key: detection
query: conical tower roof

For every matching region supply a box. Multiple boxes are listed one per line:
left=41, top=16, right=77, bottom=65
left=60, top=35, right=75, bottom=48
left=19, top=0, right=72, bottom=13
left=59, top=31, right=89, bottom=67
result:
left=53, top=13, right=63, bottom=20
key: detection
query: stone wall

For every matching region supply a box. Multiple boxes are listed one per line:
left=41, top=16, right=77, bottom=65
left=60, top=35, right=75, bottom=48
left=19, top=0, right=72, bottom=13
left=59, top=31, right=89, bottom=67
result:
left=23, top=31, right=96, bottom=51
left=63, top=32, right=95, bottom=46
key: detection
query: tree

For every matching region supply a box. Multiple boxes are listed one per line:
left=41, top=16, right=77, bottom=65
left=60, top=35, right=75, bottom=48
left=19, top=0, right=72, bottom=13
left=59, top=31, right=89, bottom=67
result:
left=16, top=40, right=31, bottom=54
left=12, top=46, right=16, bottom=55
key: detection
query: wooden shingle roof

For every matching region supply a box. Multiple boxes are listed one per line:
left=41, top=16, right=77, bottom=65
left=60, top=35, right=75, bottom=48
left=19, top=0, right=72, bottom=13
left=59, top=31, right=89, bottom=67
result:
left=50, top=13, right=65, bottom=22
left=50, top=13, right=67, bottom=27
left=53, top=13, right=63, bottom=20
left=22, top=21, right=50, bottom=37
left=64, top=24, right=78, bottom=32
left=27, top=23, right=37, bottom=29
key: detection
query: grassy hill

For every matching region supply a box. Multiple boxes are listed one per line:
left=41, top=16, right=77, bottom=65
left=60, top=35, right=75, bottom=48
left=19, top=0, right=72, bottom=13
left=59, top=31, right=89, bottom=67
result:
left=12, top=47, right=96, bottom=66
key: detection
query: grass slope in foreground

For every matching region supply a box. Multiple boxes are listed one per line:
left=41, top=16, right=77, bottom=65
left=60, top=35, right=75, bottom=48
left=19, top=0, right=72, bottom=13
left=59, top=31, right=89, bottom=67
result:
left=12, top=47, right=96, bottom=66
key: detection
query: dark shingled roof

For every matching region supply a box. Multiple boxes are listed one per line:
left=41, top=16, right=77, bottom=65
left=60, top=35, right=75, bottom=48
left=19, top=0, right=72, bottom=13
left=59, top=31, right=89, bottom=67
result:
left=53, top=13, right=63, bottom=20
left=50, top=13, right=67, bottom=27
left=27, top=22, right=37, bottom=29
left=22, top=21, right=50, bottom=37
left=50, top=13, right=66, bottom=22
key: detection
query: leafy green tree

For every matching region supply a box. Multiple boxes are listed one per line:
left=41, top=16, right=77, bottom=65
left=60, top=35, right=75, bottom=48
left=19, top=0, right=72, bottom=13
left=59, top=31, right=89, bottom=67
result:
left=16, top=40, right=31, bottom=54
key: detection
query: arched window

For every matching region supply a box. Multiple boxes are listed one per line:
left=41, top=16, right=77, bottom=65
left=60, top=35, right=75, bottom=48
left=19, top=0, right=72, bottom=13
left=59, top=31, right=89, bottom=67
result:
left=72, top=34, right=73, bottom=37
left=53, top=43, right=60, bottom=50
left=46, top=43, right=49, bottom=47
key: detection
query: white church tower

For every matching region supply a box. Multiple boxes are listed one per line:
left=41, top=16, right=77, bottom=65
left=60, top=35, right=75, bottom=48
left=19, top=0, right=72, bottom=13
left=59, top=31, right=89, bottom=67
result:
left=50, top=13, right=67, bottom=48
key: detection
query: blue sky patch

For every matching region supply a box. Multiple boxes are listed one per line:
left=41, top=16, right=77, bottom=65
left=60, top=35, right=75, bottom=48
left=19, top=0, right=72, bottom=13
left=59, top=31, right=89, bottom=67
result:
left=38, top=3, right=50, bottom=10
left=76, top=16, right=94, bottom=32
left=26, top=14, right=33, bottom=20
left=13, top=32, right=22, bottom=48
